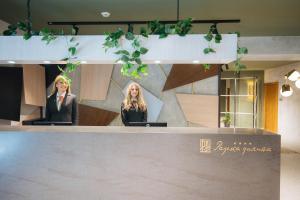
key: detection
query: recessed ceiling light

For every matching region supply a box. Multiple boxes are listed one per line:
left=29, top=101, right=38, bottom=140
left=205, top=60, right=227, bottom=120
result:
left=81, top=61, right=87, bottom=64
left=43, top=61, right=51, bottom=64
left=192, top=60, right=200, bottom=64
left=154, top=60, right=161, bottom=64
left=101, top=11, right=111, bottom=18
left=7, top=61, right=16, bottom=64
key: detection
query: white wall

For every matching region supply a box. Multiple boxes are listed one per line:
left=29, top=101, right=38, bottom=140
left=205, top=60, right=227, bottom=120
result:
left=265, top=62, right=300, bottom=152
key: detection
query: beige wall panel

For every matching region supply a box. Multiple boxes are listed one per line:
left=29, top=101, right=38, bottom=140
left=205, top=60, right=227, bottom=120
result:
left=23, top=65, right=46, bottom=106
left=176, top=94, right=219, bottom=128
left=80, top=64, right=113, bottom=100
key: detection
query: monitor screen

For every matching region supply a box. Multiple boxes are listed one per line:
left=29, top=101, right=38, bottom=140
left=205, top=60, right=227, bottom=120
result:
left=0, top=67, right=23, bottom=121
left=127, top=122, right=167, bottom=127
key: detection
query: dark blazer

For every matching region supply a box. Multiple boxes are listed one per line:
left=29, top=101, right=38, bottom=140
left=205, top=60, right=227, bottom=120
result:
left=121, top=103, right=147, bottom=126
left=46, top=92, right=78, bottom=125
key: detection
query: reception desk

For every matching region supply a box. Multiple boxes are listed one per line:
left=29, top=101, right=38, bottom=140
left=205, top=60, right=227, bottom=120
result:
left=0, top=126, right=280, bottom=200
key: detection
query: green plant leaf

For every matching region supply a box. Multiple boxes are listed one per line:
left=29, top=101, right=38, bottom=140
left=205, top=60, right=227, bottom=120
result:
left=130, top=69, right=141, bottom=79
left=17, top=21, right=28, bottom=31
left=204, top=33, right=213, bottom=42
left=203, top=64, right=211, bottom=70
left=121, top=55, right=130, bottom=62
left=203, top=48, right=215, bottom=54
left=140, top=27, right=148, bottom=37
left=132, top=50, right=140, bottom=58
left=159, top=33, right=168, bottom=39
left=68, top=47, right=76, bottom=56
left=139, top=47, right=148, bottom=54
left=135, top=58, right=142, bottom=65
left=215, top=34, right=222, bottom=43
left=3, top=30, right=15, bottom=36
left=237, top=47, right=248, bottom=54
left=115, top=50, right=130, bottom=55
left=23, top=32, right=32, bottom=40
left=125, top=32, right=134, bottom=40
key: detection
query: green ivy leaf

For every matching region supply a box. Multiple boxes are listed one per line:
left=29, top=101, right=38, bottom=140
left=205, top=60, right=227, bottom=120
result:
left=23, top=32, right=32, bottom=40
left=159, top=33, right=168, bottom=39
left=140, top=27, right=148, bottom=38
left=135, top=58, right=142, bottom=65
left=204, top=34, right=213, bottom=41
left=215, top=34, right=222, bottom=43
left=68, top=47, right=76, bottom=56
left=115, top=50, right=130, bottom=55
left=121, top=55, right=130, bottom=62
left=139, top=47, right=148, bottom=54
left=17, top=21, right=28, bottom=31
left=203, top=48, right=215, bottom=54
left=125, top=32, right=135, bottom=40
left=203, top=64, right=211, bottom=70
left=3, top=30, right=15, bottom=36
left=130, top=69, right=141, bottom=79
left=238, top=47, right=248, bottom=54
left=132, top=50, right=141, bottom=58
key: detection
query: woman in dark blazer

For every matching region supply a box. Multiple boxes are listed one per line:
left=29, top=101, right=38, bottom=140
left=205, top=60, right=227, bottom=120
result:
left=46, top=75, right=78, bottom=125
left=121, top=82, right=147, bottom=126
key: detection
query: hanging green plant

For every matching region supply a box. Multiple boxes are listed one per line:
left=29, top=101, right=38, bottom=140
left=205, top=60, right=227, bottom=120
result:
left=203, top=24, right=222, bottom=55
left=103, top=18, right=194, bottom=78
left=232, top=32, right=248, bottom=73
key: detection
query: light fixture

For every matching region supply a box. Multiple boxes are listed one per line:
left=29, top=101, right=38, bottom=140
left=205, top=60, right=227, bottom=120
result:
left=7, top=61, right=16, bottom=64
left=101, top=11, right=111, bottom=18
left=43, top=60, right=51, bottom=64
left=280, top=76, right=293, bottom=97
left=192, top=60, right=200, bottom=64
left=154, top=60, right=161, bottom=64
left=80, top=61, right=87, bottom=64
left=116, top=60, right=124, bottom=64
left=286, top=69, right=300, bottom=81
left=295, top=78, right=300, bottom=89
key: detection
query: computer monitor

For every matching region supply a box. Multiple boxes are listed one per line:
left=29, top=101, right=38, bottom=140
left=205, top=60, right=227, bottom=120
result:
left=22, top=118, right=73, bottom=126
left=127, top=122, right=167, bottom=127
left=32, top=121, right=73, bottom=126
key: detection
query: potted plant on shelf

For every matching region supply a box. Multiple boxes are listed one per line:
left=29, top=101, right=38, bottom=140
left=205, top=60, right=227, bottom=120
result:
left=222, top=113, right=231, bottom=127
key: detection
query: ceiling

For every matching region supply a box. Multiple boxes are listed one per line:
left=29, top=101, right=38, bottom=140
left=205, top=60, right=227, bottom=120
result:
left=1, top=0, right=300, bottom=36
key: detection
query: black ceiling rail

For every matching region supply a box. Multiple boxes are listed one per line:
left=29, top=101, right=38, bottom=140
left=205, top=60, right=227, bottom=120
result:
left=48, top=19, right=240, bottom=26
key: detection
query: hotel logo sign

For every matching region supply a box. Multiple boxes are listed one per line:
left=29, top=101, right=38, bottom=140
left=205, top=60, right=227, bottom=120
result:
left=199, top=139, right=273, bottom=156
left=199, top=139, right=212, bottom=153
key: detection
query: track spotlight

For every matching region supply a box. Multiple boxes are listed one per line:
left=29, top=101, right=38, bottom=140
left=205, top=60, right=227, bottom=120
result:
left=280, top=76, right=293, bottom=97
left=286, top=69, right=300, bottom=81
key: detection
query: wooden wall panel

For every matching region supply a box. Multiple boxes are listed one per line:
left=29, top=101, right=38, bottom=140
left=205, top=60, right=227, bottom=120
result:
left=80, top=64, right=113, bottom=100
left=23, top=65, right=46, bottom=106
left=176, top=94, right=219, bottom=128
left=163, top=64, right=220, bottom=91
left=78, top=104, right=119, bottom=126
left=264, top=82, right=278, bottom=133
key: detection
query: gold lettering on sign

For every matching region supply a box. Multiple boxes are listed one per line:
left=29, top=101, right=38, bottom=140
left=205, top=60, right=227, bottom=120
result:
left=214, top=141, right=241, bottom=156
left=200, top=139, right=211, bottom=153
left=200, top=139, right=273, bottom=156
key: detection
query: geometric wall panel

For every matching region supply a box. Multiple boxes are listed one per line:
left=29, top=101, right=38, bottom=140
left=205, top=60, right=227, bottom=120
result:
left=23, top=64, right=46, bottom=106
left=176, top=93, right=219, bottom=128
left=163, top=64, right=220, bottom=91
left=123, top=81, right=163, bottom=122
left=78, top=104, right=119, bottom=126
left=80, top=64, right=113, bottom=101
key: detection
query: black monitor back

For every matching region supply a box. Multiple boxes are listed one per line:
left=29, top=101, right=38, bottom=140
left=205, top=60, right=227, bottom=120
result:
left=127, top=122, right=167, bottom=127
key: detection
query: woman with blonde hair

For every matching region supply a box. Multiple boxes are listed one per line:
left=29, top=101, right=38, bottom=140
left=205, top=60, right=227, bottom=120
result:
left=121, top=82, right=147, bottom=126
left=46, top=75, right=78, bottom=125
